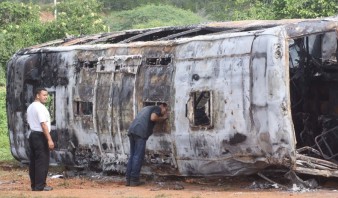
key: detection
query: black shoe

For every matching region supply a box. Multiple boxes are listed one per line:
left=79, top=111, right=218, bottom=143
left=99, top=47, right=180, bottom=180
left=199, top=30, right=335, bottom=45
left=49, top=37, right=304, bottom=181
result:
left=129, top=181, right=145, bottom=186
left=43, top=186, right=53, bottom=191
left=33, top=186, right=53, bottom=191
left=125, top=181, right=130, bottom=186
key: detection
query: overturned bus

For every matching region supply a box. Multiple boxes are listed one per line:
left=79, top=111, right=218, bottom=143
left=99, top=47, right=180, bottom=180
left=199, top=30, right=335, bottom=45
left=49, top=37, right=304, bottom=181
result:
left=6, top=16, right=338, bottom=177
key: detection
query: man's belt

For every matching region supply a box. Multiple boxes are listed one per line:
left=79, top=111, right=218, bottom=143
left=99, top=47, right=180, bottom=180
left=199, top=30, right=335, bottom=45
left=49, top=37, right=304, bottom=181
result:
left=31, top=130, right=43, bottom=133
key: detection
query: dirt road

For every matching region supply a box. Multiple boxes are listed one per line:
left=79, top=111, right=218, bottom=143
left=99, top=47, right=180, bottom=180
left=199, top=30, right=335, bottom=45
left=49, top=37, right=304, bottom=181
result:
left=1, top=161, right=338, bottom=198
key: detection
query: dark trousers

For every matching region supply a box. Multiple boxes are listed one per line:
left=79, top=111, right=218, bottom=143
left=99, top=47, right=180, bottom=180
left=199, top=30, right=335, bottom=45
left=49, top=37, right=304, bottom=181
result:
left=126, top=134, right=147, bottom=182
left=29, top=132, right=50, bottom=191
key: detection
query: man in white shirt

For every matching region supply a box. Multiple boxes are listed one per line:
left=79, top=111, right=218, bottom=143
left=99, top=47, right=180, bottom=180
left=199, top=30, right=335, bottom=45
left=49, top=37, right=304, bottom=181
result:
left=27, top=88, right=54, bottom=191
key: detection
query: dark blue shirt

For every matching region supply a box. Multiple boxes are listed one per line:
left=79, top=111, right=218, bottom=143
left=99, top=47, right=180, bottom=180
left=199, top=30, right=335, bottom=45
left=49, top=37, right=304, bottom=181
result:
left=128, top=106, right=161, bottom=139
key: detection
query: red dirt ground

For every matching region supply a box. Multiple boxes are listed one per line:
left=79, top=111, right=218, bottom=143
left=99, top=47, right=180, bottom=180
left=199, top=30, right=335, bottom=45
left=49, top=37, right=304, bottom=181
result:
left=1, top=161, right=338, bottom=198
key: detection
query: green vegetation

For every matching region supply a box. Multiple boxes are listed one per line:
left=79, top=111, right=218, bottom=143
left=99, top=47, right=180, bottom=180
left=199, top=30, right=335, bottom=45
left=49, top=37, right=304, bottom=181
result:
left=0, top=0, right=105, bottom=76
left=0, top=132, right=10, bottom=161
left=41, top=0, right=106, bottom=42
left=0, top=2, right=41, bottom=86
left=0, top=0, right=337, bottom=162
left=0, top=0, right=104, bottom=162
left=221, top=0, right=338, bottom=20
left=106, top=4, right=205, bottom=31
left=0, top=87, right=12, bottom=161
left=272, top=0, right=338, bottom=19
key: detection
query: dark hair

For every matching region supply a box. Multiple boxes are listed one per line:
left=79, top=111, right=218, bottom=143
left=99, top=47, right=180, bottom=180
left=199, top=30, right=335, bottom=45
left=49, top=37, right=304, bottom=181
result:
left=158, top=102, right=168, bottom=107
left=34, top=87, right=47, bottom=97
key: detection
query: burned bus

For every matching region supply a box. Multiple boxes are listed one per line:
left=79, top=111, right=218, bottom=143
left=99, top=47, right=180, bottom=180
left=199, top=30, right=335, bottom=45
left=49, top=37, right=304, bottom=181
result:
left=6, top=16, right=338, bottom=177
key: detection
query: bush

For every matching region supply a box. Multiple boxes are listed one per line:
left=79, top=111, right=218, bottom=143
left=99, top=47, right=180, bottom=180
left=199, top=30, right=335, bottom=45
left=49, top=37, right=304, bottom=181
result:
left=106, top=4, right=206, bottom=31
left=0, top=1, right=40, bottom=26
left=41, top=0, right=106, bottom=41
left=272, top=0, right=338, bottom=19
left=221, top=0, right=338, bottom=21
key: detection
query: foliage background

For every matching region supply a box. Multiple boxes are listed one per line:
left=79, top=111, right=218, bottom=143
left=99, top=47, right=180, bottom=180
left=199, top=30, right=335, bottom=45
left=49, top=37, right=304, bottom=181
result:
left=105, top=4, right=205, bottom=31
left=0, top=0, right=337, bottom=161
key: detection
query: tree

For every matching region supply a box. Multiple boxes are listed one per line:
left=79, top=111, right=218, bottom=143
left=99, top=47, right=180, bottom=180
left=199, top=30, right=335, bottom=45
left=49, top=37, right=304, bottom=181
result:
left=0, top=2, right=42, bottom=85
left=0, top=0, right=107, bottom=85
left=41, top=0, right=106, bottom=42
left=0, top=1, right=40, bottom=26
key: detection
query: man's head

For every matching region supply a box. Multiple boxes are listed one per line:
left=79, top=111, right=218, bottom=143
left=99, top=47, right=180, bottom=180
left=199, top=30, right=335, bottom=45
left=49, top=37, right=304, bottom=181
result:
left=158, top=103, right=168, bottom=116
left=34, top=88, right=48, bottom=104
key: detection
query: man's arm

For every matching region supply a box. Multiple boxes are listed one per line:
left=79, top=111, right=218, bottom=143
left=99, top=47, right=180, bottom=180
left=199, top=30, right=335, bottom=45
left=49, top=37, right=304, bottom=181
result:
left=41, top=122, right=54, bottom=150
left=150, top=112, right=168, bottom=122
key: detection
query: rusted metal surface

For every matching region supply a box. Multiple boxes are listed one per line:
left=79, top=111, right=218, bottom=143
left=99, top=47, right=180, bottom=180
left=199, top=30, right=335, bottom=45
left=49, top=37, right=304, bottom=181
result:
left=6, top=17, right=338, bottom=177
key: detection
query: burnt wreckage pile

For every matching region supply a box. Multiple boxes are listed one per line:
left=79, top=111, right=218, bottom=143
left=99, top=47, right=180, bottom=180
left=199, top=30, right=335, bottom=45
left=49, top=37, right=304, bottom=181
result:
left=290, top=31, right=338, bottom=161
left=6, top=16, right=338, bottom=178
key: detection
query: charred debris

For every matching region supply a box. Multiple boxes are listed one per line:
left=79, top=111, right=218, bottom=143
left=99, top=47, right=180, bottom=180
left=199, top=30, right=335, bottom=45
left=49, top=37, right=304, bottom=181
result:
left=6, top=17, right=338, bottom=180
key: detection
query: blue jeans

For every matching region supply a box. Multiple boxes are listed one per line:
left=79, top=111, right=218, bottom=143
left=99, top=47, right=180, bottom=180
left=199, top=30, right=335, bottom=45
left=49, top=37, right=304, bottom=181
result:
left=126, top=134, right=147, bottom=182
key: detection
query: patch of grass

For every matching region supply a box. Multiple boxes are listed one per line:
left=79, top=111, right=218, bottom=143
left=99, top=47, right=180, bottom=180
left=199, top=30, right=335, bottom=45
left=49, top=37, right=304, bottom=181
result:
left=0, top=86, right=13, bottom=162
left=0, top=134, right=13, bottom=161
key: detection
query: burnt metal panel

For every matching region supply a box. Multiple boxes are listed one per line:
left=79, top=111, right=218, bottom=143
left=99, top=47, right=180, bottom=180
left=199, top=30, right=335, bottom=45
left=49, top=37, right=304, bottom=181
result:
left=140, top=65, right=173, bottom=102
left=111, top=72, right=135, bottom=133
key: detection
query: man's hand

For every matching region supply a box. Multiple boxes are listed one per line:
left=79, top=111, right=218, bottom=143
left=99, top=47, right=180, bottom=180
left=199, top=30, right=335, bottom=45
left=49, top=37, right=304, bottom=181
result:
left=48, top=140, right=55, bottom=150
left=161, top=112, right=169, bottom=120
left=41, top=122, right=54, bottom=150
left=151, top=112, right=169, bottom=122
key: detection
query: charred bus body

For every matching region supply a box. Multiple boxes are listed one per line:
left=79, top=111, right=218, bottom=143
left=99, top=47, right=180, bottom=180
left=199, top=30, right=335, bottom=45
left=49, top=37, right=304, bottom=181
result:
left=7, top=17, right=338, bottom=177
